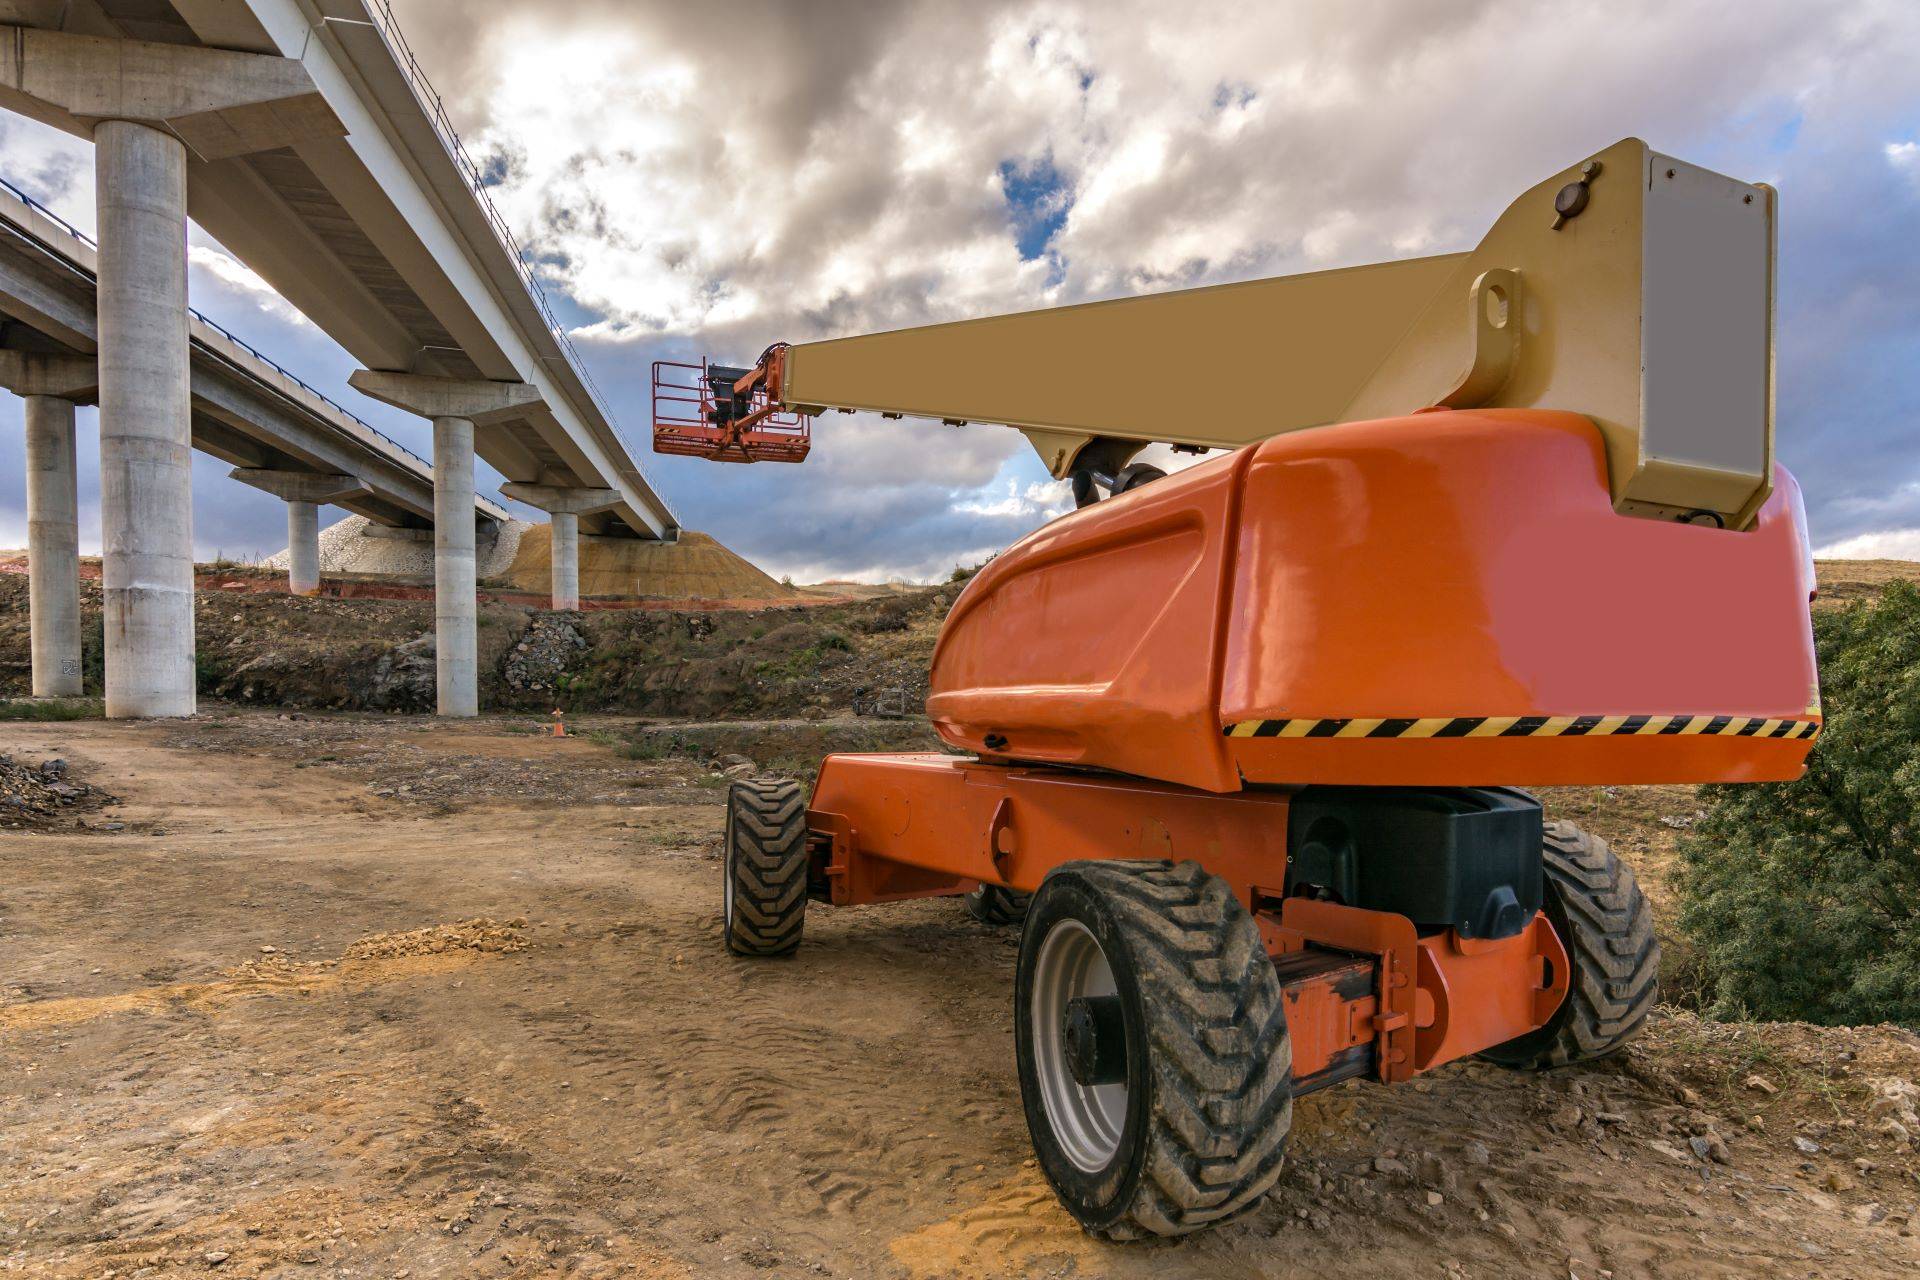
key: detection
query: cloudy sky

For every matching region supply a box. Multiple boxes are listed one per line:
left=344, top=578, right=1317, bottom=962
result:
left=1, top=0, right=1918, bottom=580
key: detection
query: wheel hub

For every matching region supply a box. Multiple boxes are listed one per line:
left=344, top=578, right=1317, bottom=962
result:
left=1062, top=995, right=1127, bottom=1086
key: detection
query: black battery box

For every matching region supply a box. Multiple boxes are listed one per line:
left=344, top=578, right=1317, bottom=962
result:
left=1284, top=786, right=1543, bottom=940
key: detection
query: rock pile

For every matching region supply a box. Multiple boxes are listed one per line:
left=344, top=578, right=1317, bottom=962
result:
left=503, top=617, right=587, bottom=694
left=340, top=917, right=531, bottom=961
left=1869, top=1076, right=1920, bottom=1145
left=0, top=754, right=110, bottom=827
left=366, top=634, right=436, bottom=712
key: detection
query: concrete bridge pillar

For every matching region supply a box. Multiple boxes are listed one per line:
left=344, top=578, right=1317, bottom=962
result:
left=228, top=469, right=372, bottom=596
left=0, top=24, right=348, bottom=716
left=24, top=395, right=81, bottom=695
left=498, top=483, right=622, bottom=611
left=548, top=511, right=579, bottom=611
left=0, top=352, right=98, bottom=698
left=286, top=500, right=321, bottom=595
left=431, top=415, right=478, bottom=715
left=95, top=119, right=195, bottom=717
left=350, top=371, right=542, bottom=716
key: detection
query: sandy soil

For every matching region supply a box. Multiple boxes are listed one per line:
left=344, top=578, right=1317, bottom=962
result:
left=3, top=713, right=1918, bottom=1279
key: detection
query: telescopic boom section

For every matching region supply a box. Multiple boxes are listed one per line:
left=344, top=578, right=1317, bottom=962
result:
left=652, top=138, right=1778, bottom=530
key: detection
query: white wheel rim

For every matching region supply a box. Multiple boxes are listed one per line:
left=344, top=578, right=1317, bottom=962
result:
left=1032, top=918, right=1128, bottom=1172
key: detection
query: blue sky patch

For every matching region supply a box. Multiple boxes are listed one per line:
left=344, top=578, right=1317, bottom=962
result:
left=999, top=156, right=1072, bottom=261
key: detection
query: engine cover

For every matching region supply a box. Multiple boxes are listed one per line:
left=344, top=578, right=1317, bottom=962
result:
left=925, top=409, right=1819, bottom=792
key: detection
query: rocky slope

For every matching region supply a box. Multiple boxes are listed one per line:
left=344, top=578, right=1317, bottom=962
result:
left=0, top=565, right=951, bottom=718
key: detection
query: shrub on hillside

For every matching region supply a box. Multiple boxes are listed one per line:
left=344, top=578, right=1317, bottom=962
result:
left=1679, top=581, right=1920, bottom=1026
left=860, top=598, right=913, bottom=634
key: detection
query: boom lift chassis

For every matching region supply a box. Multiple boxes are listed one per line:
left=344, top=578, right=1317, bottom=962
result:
left=805, top=757, right=1571, bottom=1092
left=693, top=140, right=1812, bottom=1239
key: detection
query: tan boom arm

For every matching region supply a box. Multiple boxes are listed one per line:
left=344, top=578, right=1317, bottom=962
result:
left=750, top=139, right=1777, bottom=529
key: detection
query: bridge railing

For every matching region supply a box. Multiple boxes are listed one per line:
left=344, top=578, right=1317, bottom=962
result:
left=362, top=0, right=661, bottom=497
left=0, top=172, right=438, bottom=476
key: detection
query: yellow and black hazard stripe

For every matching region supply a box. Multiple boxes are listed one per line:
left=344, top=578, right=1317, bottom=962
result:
left=1222, top=714, right=1822, bottom=741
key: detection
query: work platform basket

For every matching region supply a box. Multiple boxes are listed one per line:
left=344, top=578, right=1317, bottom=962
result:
left=652, top=358, right=811, bottom=464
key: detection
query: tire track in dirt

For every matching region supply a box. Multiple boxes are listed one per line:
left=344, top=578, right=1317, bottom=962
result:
left=889, top=1177, right=1112, bottom=1279
left=472, top=910, right=1037, bottom=1268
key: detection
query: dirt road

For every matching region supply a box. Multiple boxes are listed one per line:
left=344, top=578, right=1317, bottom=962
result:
left=2, top=712, right=1917, bottom=1278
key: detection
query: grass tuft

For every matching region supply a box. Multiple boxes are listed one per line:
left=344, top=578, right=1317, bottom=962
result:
left=0, top=697, right=103, bottom=721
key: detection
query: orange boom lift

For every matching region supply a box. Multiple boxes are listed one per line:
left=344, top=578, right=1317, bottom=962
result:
left=658, top=140, right=1819, bottom=1238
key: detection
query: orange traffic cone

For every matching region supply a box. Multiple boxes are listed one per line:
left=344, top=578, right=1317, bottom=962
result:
left=550, top=709, right=568, bottom=738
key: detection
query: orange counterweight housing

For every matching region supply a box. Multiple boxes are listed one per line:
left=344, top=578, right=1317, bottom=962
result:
left=926, top=409, right=1821, bottom=792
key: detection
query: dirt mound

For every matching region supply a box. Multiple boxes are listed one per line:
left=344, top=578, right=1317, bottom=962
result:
left=340, top=918, right=531, bottom=961
left=504, top=526, right=800, bottom=602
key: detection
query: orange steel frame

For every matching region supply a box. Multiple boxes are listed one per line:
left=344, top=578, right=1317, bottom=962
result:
left=806, top=752, right=1570, bottom=1092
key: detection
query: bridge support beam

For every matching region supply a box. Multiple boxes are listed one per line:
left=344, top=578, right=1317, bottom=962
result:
left=350, top=371, right=542, bottom=716
left=0, top=352, right=95, bottom=698
left=498, top=483, right=620, bottom=611
left=228, top=469, right=371, bottom=596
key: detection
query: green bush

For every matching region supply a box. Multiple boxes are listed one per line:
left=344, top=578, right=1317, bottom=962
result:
left=1678, top=581, right=1920, bottom=1026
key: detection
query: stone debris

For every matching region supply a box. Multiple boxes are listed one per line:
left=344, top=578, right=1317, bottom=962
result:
left=340, top=918, right=531, bottom=962
left=710, top=753, right=759, bottom=780
left=1689, top=1133, right=1731, bottom=1165
left=366, top=634, right=436, bottom=712
left=0, top=753, right=112, bottom=827
left=1868, top=1077, right=1920, bottom=1147
left=1649, top=1139, right=1694, bottom=1164
left=503, top=616, right=588, bottom=693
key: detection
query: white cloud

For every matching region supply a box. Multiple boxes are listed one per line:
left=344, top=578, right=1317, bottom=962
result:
left=188, top=244, right=315, bottom=330
left=1889, top=140, right=1920, bottom=189
left=954, top=478, right=1073, bottom=521
left=1815, top=528, right=1920, bottom=560
left=0, top=114, right=93, bottom=233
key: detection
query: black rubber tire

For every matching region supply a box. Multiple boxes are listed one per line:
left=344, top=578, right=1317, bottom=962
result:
left=964, top=884, right=1031, bottom=927
left=721, top=777, right=808, bottom=956
left=1480, top=821, right=1659, bottom=1069
left=1015, top=859, right=1292, bottom=1239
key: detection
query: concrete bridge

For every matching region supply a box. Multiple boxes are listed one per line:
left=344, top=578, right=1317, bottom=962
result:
left=0, top=175, right=511, bottom=585
left=0, top=0, right=678, bottom=718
